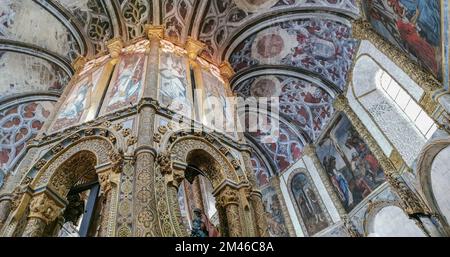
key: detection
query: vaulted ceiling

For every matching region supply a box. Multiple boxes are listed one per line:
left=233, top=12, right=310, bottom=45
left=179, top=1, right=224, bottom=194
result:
left=0, top=0, right=360, bottom=97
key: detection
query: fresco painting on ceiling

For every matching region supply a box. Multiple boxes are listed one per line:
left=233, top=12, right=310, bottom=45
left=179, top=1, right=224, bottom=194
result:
left=249, top=116, right=303, bottom=172
left=0, top=101, right=54, bottom=186
left=316, top=114, right=386, bottom=212
left=104, top=53, right=146, bottom=113
left=230, top=18, right=357, bottom=89
left=238, top=75, right=334, bottom=141
left=262, top=185, right=290, bottom=237
left=365, top=0, right=442, bottom=80
left=251, top=153, right=271, bottom=188
left=290, top=172, right=330, bottom=236
left=159, top=51, right=192, bottom=117
left=52, top=67, right=105, bottom=132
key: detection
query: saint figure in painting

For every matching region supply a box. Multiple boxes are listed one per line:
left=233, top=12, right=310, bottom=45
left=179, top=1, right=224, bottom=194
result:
left=59, top=83, right=90, bottom=121
left=108, top=57, right=143, bottom=109
left=323, top=156, right=353, bottom=208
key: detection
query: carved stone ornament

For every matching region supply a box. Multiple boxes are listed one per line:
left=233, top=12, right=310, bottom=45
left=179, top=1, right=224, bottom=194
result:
left=218, top=187, right=239, bottom=207
left=157, top=152, right=172, bottom=175
left=109, top=150, right=124, bottom=174
left=29, top=194, right=63, bottom=224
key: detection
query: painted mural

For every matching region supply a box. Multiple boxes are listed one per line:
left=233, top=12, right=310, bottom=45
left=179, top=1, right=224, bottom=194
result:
left=104, top=53, right=146, bottom=113
left=251, top=153, right=272, bottom=188
left=0, top=0, right=80, bottom=60
left=0, top=51, right=70, bottom=98
left=249, top=115, right=303, bottom=173
left=364, top=0, right=442, bottom=80
left=290, top=172, right=330, bottom=236
left=159, top=49, right=192, bottom=117
left=262, top=185, right=290, bottom=237
left=201, top=68, right=235, bottom=136
left=229, top=18, right=357, bottom=89
left=199, top=0, right=359, bottom=60
left=236, top=75, right=334, bottom=141
left=0, top=101, right=54, bottom=187
left=316, top=114, right=386, bottom=212
left=52, top=67, right=105, bottom=132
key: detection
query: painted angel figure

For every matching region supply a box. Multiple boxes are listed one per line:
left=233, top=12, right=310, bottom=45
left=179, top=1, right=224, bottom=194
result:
left=109, top=59, right=143, bottom=107
left=59, top=83, right=90, bottom=120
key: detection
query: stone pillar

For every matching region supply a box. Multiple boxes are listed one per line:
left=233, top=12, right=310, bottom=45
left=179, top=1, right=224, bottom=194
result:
left=132, top=25, right=164, bottom=237
left=0, top=194, right=12, bottom=231
left=217, top=186, right=243, bottom=237
left=333, top=96, right=430, bottom=217
left=303, top=144, right=347, bottom=218
left=351, top=19, right=442, bottom=121
left=191, top=177, right=205, bottom=211
left=22, top=193, right=63, bottom=237
left=241, top=150, right=269, bottom=237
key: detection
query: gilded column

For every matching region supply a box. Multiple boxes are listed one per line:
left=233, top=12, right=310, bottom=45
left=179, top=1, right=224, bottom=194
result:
left=191, top=177, right=205, bottom=211
left=303, top=144, right=347, bottom=218
left=351, top=19, right=441, bottom=117
left=241, top=150, right=269, bottom=237
left=217, top=186, right=243, bottom=237
left=333, top=95, right=428, bottom=216
left=22, top=193, right=63, bottom=237
left=132, top=25, right=164, bottom=237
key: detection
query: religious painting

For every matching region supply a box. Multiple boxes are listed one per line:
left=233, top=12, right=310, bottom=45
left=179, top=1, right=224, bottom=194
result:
left=262, top=185, right=290, bottom=237
left=364, top=0, right=442, bottom=80
left=201, top=69, right=235, bottom=137
left=230, top=18, right=357, bottom=89
left=103, top=53, right=147, bottom=114
left=51, top=67, right=104, bottom=132
left=316, top=114, right=386, bottom=212
left=159, top=50, right=192, bottom=117
left=290, top=171, right=330, bottom=236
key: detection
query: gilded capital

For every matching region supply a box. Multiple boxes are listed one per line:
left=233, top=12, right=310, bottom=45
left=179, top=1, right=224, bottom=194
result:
left=107, top=38, right=124, bottom=59
left=218, top=186, right=239, bottom=207
left=333, top=95, right=349, bottom=111
left=185, top=37, right=206, bottom=61
left=145, top=25, right=165, bottom=40
left=72, top=56, right=87, bottom=73
left=303, top=144, right=317, bottom=156
left=219, top=61, right=235, bottom=81
left=28, top=193, right=63, bottom=224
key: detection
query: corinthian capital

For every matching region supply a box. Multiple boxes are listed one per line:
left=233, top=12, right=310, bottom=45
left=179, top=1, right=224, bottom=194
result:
left=28, top=193, right=63, bottom=224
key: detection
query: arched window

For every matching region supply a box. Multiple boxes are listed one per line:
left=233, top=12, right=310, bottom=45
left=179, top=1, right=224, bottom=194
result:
left=376, top=70, right=437, bottom=139
left=430, top=146, right=450, bottom=224
left=350, top=51, right=436, bottom=166
left=370, top=206, right=426, bottom=237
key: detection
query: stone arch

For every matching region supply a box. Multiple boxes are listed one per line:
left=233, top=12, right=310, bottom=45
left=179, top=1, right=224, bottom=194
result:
left=1, top=134, right=123, bottom=237
left=286, top=168, right=332, bottom=237
left=364, top=201, right=426, bottom=237
left=416, top=137, right=450, bottom=234
left=157, top=131, right=266, bottom=237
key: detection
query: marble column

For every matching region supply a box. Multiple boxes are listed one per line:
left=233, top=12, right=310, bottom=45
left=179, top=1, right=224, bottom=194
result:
left=22, top=193, right=63, bottom=237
